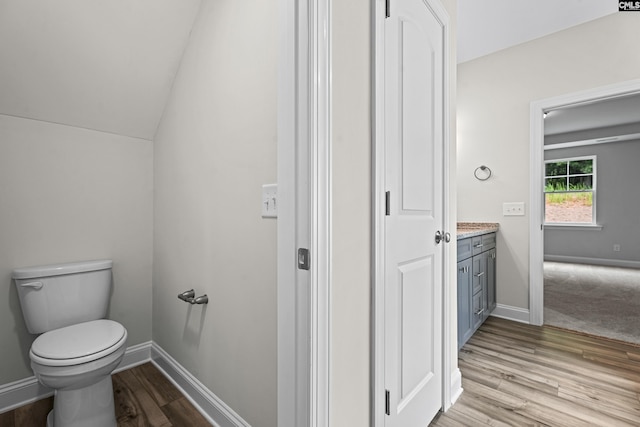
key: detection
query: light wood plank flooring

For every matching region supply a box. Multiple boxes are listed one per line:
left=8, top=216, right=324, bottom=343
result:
left=432, top=316, right=640, bottom=426
left=7, top=318, right=640, bottom=426
left=0, top=362, right=210, bottom=427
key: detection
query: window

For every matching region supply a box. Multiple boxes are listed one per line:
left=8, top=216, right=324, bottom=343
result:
left=544, top=156, right=596, bottom=224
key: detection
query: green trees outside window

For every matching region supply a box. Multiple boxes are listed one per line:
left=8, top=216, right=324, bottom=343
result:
left=544, top=157, right=595, bottom=224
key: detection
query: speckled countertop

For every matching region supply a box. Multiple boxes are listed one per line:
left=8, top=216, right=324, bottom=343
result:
left=456, top=222, right=499, bottom=239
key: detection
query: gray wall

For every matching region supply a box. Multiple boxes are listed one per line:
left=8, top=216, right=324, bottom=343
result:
left=0, top=114, right=153, bottom=383
left=152, top=1, right=277, bottom=426
left=544, top=139, right=640, bottom=265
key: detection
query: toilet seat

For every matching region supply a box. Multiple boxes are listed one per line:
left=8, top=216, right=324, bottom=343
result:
left=30, top=319, right=126, bottom=367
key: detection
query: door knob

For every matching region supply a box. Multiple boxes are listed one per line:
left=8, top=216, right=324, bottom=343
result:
left=435, top=230, right=451, bottom=245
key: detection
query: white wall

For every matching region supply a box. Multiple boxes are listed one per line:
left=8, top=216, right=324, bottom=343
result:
left=330, top=0, right=371, bottom=424
left=152, top=0, right=277, bottom=426
left=457, top=13, right=640, bottom=310
left=330, top=0, right=457, bottom=424
left=0, top=114, right=153, bottom=383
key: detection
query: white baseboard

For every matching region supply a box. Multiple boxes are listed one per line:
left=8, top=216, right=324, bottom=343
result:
left=151, top=343, right=250, bottom=427
left=0, top=341, right=250, bottom=427
left=0, top=375, right=52, bottom=415
left=491, top=304, right=530, bottom=324
left=447, top=368, right=463, bottom=409
left=0, top=340, right=152, bottom=415
left=115, top=340, right=153, bottom=373
left=545, top=255, right=640, bottom=269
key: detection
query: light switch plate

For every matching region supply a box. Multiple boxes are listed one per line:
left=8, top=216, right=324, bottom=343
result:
left=262, top=184, right=277, bottom=218
left=503, top=202, right=525, bottom=216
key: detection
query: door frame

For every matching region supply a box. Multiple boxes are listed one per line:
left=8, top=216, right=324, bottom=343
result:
left=372, top=0, right=454, bottom=424
left=278, top=0, right=331, bottom=425
left=528, top=78, right=640, bottom=326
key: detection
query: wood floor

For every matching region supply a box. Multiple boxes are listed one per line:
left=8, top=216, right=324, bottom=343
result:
left=6, top=318, right=640, bottom=426
left=0, top=362, right=211, bottom=427
left=432, top=316, right=640, bottom=427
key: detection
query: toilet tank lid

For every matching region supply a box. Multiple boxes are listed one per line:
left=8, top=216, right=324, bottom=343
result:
left=12, top=259, right=112, bottom=279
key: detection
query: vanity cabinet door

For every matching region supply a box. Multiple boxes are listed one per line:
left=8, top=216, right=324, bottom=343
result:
left=457, top=232, right=497, bottom=349
left=457, top=257, right=473, bottom=350
left=457, top=237, right=473, bottom=262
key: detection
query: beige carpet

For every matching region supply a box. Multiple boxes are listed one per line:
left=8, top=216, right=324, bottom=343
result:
left=544, top=261, right=640, bottom=345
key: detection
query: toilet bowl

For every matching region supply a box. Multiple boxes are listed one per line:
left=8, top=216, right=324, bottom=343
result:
left=13, top=260, right=128, bottom=427
left=30, top=320, right=127, bottom=427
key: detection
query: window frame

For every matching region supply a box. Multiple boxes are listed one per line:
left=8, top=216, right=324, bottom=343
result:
left=543, top=155, right=597, bottom=226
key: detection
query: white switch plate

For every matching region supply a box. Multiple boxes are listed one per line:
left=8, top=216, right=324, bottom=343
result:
left=503, top=202, right=525, bottom=216
left=262, top=184, right=277, bottom=218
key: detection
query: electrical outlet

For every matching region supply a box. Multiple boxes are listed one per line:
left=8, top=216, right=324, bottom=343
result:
left=613, top=244, right=621, bottom=252
left=503, top=202, right=525, bottom=216
left=261, top=184, right=277, bottom=218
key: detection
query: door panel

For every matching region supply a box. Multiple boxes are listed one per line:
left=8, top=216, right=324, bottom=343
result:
left=398, top=256, right=434, bottom=400
left=400, top=17, right=435, bottom=213
left=384, top=0, right=445, bottom=425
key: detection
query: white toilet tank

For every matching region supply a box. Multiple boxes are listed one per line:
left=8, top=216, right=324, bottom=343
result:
left=13, top=260, right=113, bottom=334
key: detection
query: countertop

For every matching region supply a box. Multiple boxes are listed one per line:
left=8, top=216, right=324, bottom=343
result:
left=456, top=222, right=499, bottom=239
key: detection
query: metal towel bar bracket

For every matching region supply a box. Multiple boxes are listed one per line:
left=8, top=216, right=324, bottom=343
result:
left=178, top=289, right=208, bottom=304
left=178, top=289, right=195, bottom=302
left=192, top=295, right=209, bottom=305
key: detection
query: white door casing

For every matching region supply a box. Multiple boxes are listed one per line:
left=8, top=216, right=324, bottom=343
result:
left=381, top=0, right=446, bottom=425
left=278, top=0, right=330, bottom=425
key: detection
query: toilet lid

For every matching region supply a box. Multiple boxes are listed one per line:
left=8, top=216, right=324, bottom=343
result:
left=31, top=319, right=126, bottom=362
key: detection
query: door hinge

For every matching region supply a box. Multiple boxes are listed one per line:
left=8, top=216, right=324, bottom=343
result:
left=297, top=248, right=310, bottom=270
left=385, top=0, right=390, bottom=18
left=385, top=389, right=390, bottom=415
left=385, top=191, right=390, bottom=216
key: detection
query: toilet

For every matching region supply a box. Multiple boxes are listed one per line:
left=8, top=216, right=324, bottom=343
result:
left=13, top=260, right=127, bottom=427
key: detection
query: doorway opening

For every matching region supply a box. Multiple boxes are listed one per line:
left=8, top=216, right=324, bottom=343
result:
left=529, top=79, right=640, bottom=330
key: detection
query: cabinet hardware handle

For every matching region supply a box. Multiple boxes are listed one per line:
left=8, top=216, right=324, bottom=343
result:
left=475, top=272, right=485, bottom=277
left=473, top=243, right=484, bottom=248
left=475, top=308, right=485, bottom=316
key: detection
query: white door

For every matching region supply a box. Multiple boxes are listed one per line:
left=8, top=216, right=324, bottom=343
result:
left=384, top=0, right=444, bottom=425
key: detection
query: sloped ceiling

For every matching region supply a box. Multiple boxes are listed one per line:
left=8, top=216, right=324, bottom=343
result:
left=0, top=0, right=201, bottom=140
left=458, top=0, right=617, bottom=63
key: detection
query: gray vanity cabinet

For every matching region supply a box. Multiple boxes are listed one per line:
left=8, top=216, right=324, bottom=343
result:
left=457, top=232, right=496, bottom=350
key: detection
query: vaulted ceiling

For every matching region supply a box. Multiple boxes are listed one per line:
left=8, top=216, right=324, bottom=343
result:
left=457, top=0, right=617, bottom=63
left=0, top=0, right=201, bottom=140
left=1, top=1, right=633, bottom=141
